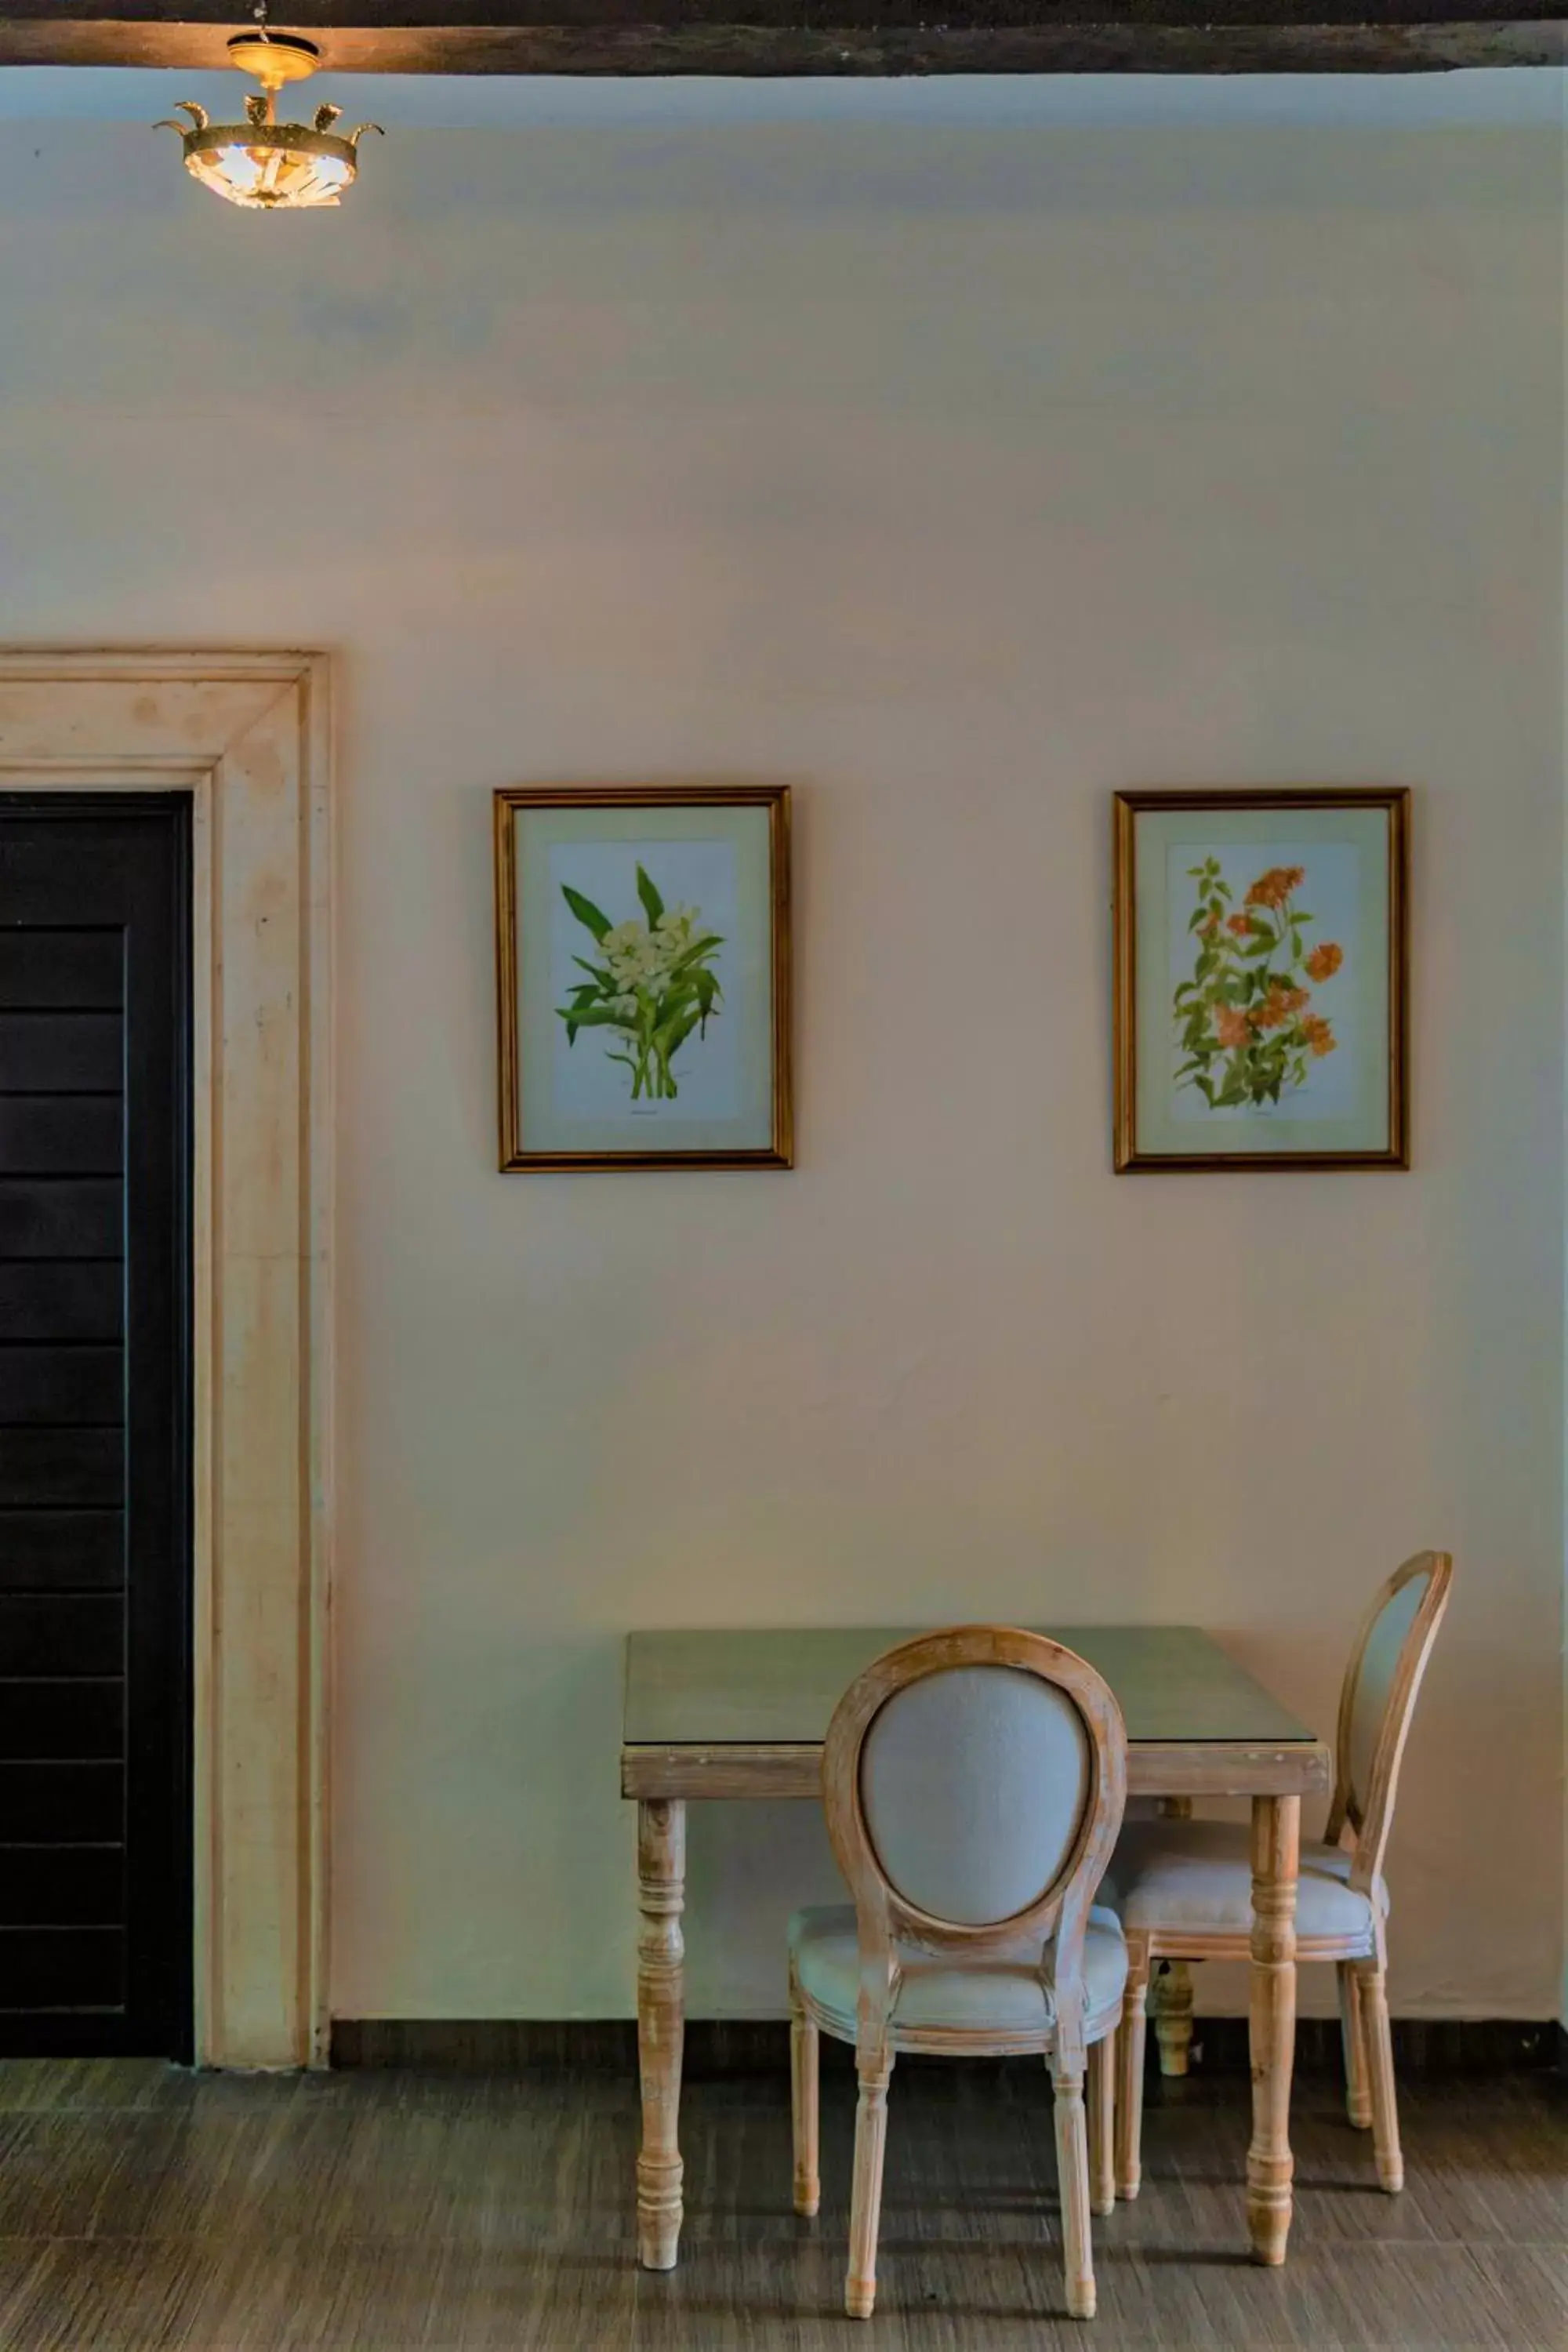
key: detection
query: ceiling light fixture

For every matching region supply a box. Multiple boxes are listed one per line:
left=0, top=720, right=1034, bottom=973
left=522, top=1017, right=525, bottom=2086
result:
left=155, top=3, right=380, bottom=212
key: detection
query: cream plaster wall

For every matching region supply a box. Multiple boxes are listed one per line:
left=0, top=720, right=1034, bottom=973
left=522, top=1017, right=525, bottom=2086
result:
left=0, top=79, right=1562, bottom=2019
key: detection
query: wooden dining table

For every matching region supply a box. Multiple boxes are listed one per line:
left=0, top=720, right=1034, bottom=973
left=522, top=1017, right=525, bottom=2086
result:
left=621, top=1624, right=1330, bottom=2275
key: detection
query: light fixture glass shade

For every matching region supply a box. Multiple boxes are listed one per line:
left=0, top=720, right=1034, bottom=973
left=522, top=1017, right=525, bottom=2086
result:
left=180, top=123, right=363, bottom=209
left=155, top=27, right=379, bottom=212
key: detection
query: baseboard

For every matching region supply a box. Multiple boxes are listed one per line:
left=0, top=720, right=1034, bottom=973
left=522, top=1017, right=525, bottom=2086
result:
left=330, top=2015, right=1560, bottom=2078
left=330, top=2018, right=821, bottom=2077
left=1175, top=2016, right=1559, bottom=2078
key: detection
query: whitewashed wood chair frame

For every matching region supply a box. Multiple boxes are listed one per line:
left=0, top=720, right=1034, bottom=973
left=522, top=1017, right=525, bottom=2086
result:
left=790, top=1628, right=1129, bottom=2322
left=1112, top=1552, right=1454, bottom=2205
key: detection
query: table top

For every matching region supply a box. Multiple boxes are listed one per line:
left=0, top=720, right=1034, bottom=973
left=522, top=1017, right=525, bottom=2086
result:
left=623, top=1624, right=1316, bottom=1749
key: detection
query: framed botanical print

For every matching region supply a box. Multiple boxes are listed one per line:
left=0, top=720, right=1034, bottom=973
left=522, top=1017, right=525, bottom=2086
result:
left=495, top=784, right=793, bottom=1171
left=1113, top=788, right=1410, bottom=1172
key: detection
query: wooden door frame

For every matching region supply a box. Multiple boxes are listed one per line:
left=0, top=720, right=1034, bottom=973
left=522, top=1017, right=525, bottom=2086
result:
left=0, top=651, right=332, bottom=2069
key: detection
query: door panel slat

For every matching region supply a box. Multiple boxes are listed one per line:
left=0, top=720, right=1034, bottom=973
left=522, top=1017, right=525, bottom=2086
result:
left=0, top=1846, right=124, bottom=1926
left=0, top=1263, right=123, bottom=1342
left=0, top=1181, right=123, bottom=1260
left=0, top=1015, right=122, bottom=1094
left=0, top=1431, right=124, bottom=1509
left=0, top=1680, right=124, bottom=1761
left=0, top=1763, right=122, bottom=1842
left=0, top=934, right=123, bottom=1012
left=0, top=1348, right=122, bottom=1428
left=0, top=1928, right=124, bottom=2010
left=0, top=1100, right=123, bottom=1177
left=0, top=1512, right=124, bottom=1589
left=0, top=1597, right=122, bottom=1677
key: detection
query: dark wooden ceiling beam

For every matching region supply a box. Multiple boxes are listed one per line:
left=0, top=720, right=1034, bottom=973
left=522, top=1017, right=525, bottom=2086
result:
left=2, top=2, right=1563, bottom=75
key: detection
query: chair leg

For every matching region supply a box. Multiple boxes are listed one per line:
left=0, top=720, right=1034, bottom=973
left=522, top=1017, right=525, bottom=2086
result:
left=1115, top=1945, right=1151, bottom=2201
left=1087, top=2031, right=1116, bottom=2217
left=846, top=2056, right=893, bottom=2320
left=1338, top=1960, right=1372, bottom=2130
left=1357, top=1962, right=1403, bottom=2193
left=789, top=1976, right=821, bottom=2217
left=1051, top=2056, right=1096, bottom=2321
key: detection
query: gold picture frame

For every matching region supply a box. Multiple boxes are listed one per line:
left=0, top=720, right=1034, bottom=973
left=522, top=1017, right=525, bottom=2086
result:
left=1113, top=787, right=1410, bottom=1173
left=495, top=783, right=793, bottom=1171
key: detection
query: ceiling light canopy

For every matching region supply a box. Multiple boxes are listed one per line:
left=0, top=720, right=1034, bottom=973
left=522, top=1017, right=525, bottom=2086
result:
left=155, top=9, right=380, bottom=211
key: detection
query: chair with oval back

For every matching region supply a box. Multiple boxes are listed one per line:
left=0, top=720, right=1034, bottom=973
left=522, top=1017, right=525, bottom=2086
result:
left=1105, top=1552, right=1453, bottom=2206
left=788, top=1627, right=1128, bottom=2321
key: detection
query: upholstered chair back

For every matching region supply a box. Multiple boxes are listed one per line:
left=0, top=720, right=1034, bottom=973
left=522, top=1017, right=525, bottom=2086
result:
left=1330, top=1551, right=1454, bottom=1887
left=859, top=1666, right=1091, bottom=1926
left=822, top=1628, right=1127, bottom=2009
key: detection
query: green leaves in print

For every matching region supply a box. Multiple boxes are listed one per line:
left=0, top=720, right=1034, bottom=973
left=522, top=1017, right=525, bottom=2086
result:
left=557, top=865, right=724, bottom=1102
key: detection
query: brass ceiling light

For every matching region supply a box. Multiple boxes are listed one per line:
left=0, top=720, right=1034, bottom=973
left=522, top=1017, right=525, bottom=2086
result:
left=155, top=4, right=381, bottom=212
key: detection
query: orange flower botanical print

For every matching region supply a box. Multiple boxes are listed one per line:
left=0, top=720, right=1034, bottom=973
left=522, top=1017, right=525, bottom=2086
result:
left=1243, top=865, right=1305, bottom=911
left=1254, top=983, right=1308, bottom=1031
left=1174, top=856, right=1347, bottom=1111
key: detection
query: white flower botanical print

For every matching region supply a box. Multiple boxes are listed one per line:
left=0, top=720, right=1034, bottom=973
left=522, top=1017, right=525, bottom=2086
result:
left=557, top=867, right=723, bottom=1101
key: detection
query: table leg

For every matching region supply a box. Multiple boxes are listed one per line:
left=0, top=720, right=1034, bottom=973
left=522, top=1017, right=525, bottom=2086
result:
left=1247, top=1792, right=1300, bottom=2266
left=1152, top=1798, right=1196, bottom=2077
left=1152, top=1960, right=1196, bottom=2078
left=636, top=1796, right=686, bottom=2270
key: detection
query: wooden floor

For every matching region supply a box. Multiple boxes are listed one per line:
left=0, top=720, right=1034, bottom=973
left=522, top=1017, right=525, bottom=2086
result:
left=0, top=2056, right=1557, bottom=2349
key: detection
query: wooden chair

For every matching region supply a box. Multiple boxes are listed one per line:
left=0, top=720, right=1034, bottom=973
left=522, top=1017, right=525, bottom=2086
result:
left=787, top=1627, right=1128, bottom=2321
left=1108, top=1552, right=1453, bottom=2205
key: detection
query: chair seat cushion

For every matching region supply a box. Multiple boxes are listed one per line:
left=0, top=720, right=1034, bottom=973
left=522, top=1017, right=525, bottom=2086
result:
left=1103, top=1819, right=1385, bottom=1944
left=789, top=1904, right=1127, bottom=2043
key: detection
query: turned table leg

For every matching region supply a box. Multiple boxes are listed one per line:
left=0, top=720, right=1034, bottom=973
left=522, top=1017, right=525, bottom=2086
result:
left=1152, top=1960, right=1196, bottom=2078
left=1152, top=1798, right=1196, bottom=2077
left=1247, top=1793, right=1300, bottom=2266
left=636, top=1797, right=687, bottom=2270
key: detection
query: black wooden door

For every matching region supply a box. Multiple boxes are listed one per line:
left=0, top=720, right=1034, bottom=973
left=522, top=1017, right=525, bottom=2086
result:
left=0, top=797, right=192, bottom=2057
